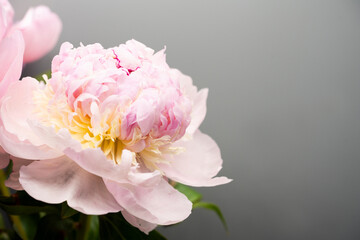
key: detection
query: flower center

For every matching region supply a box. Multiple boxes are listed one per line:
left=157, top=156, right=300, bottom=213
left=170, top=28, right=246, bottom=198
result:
left=33, top=80, right=183, bottom=171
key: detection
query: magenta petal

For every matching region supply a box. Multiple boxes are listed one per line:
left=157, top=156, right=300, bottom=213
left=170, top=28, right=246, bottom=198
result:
left=159, top=130, right=232, bottom=187
left=19, top=156, right=122, bottom=215
left=104, top=178, right=192, bottom=225
left=0, top=30, right=24, bottom=97
left=122, top=210, right=157, bottom=234
left=14, top=6, right=62, bottom=63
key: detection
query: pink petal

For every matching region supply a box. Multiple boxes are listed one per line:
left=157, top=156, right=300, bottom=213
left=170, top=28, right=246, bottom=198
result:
left=186, top=88, right=208, bottom=135
left=159, top=130, right=232, bottom=187
left=136, top=99, right=155, bottom=136
left=122, top=210, right=157, bottom=234
left=5, top=156, right=33, bottom=190
left=0, top=124, right=62, bottom=160
left=0, top=77, right=62, bottom=159
left=0, top=146, right=9, bottom=169
left=19, top=156, right=122, bottom=215
left=0, top=30, right=24, bottom=98
left=0, top=0, right=14, bottom=39
left=14, top=6, right=62, bottom=63
left=104, top=178, right=192, bottom=225
left=29, top=121, right=163, bottom=187
left=29, top=121, right=132, bottom=181
left=1, top=77, right=44, bottom=145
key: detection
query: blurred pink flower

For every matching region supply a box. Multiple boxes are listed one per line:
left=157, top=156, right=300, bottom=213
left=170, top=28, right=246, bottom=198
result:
left=0, top=0, right=62, bottom=64
left=1, top=40, right=231, bottom=233
left=0, top=0, right=62, bottom=167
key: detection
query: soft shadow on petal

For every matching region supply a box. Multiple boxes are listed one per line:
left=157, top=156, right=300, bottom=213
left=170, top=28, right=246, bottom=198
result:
left=0, top=146, right=9, bottom=169
left=0, top=30, right=24, bottom=98
left=14, top=6, right=62, bottom=63
left=104, top=178, right=192, bottom=225
left=122, top=210, right=157, bottom=234
left=159, top=130, right=232, bottom=187
left=6, top=156, right=33, bottom=190
left=19, top=156, right=122, bottom=215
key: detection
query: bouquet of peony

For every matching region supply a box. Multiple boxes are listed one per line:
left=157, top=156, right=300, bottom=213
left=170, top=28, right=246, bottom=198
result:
left=0, top=1, right=231, bottom=239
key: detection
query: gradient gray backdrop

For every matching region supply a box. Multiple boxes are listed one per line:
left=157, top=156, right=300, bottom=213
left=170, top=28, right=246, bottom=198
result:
left=12, top=0, right=360, bottom=239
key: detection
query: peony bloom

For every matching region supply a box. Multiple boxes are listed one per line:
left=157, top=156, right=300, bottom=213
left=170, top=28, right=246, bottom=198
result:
left=0, top=0, right=61, bottom=168
left=0, top=40, right=231, bottom=233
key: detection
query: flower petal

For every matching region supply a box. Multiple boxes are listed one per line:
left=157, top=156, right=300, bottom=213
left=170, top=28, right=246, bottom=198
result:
left=6, top=156, right=33, bottom=190
left=29, top=121, right=163, bottom=186
left=19, top=156, right=122, bottom=215
left=14, top=6, right=62, bottom=63
left=159, top=130, right=232, bottom=187
left=0, top=30, right=24, bottom=98
left=0, top=0, right=14, bottom=39
left=186, top=88, right=208, bottom=135
left=104, top=178, right=192, bottom=225
left=0, top=125, right=62, bottom=160
left=1, top=77, right=43, bottom=145
left=0, top=77, right=62, bottom=159
left=122, top=210, right=157, bottom=234
left=0, top=146, right=9, bottom=169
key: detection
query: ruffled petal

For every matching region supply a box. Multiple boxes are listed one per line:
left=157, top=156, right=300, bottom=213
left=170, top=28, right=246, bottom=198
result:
left=19, top=156, right=122, bottom=215
left=104, top=178, right=192, bottom=225
left=0, top=30, right=24, bottom=98
left=14, top=6, right=62, bottom=63
left=122, top=210, right=157, bottom=234
left=159, top=130, right=232, bottom=187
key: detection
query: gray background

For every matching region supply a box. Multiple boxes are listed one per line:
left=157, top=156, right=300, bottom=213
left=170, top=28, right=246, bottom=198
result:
left=12, top=0, right=360, bottom=239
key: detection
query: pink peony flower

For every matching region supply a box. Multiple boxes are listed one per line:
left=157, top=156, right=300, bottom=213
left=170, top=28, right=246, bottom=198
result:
left=0, top=0, right=61, bottom=168
left=0, top=40, right=231, bottom=233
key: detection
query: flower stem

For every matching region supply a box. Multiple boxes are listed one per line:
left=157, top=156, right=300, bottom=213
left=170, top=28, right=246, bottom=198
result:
left=77, top=214, right=92, bottom=240
left=0, top=169, right=28, bottom=240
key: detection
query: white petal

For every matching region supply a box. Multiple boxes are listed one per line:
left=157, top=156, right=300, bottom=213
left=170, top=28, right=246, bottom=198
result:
left=159, top=130, right=232, bottom=187
left=122, top=210, right=157, bottom=234
left=104, top=178, right=192, bottom=225
left=19, top=156, right=122, bottom=215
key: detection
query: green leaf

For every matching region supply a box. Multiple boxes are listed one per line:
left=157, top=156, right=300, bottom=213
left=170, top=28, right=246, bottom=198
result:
left=174, top=183, right=202, bottom=203
left=86, top=216, right=99, bottom=240
left=0, top=192, right=59, bottom=215
left=61, top=202, right=78, bottom=219
left=0, top=204, right=59, bottom=216
left=17, top=214, right=40, bottom=240
left=193, top=202, right=228, bottom=232
left=99, top=213, right=167, bottom=240
left=147, top=230, right=167, bottom=240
